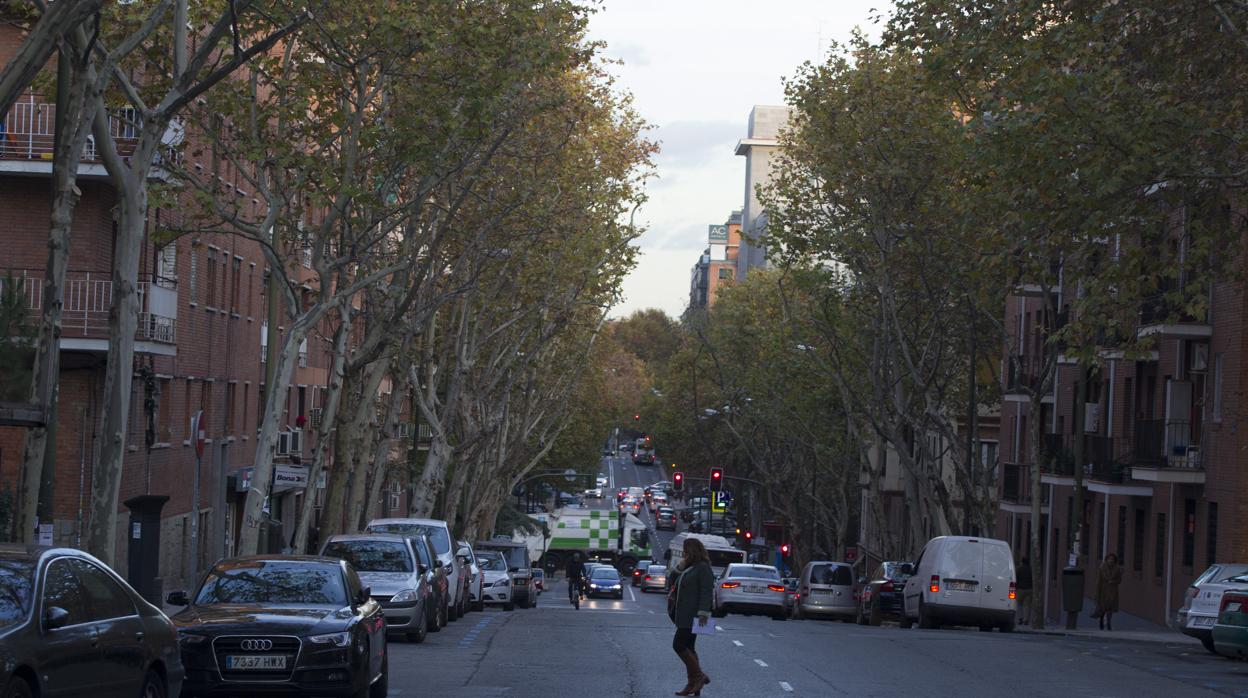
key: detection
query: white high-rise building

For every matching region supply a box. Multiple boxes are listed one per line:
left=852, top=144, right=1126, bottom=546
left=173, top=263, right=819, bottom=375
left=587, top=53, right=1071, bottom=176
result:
left=733, top=105, right=791, bottom=280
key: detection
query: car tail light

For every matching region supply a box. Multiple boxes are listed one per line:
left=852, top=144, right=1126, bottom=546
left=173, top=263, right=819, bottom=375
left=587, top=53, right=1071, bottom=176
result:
left=645, top=576, right=652, bottom=581
left=1221, top=592, right=1246, bottom=614
left=929, top=575, right=940, bottom=593
left=881, top=581, right=893, bottom=593
left=721, top=582, right=740, bottom=589
left=1008, top=581, right=1017, bottom=600
left=768, top=584, right=786, bottom=593
left=1186, top=586, right=1200, bottom=602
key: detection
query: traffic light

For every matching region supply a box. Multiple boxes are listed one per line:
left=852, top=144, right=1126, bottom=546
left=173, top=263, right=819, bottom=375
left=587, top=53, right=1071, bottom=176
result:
left=672, top=471, right=684, bottom=492
left=709, top=467, right=723, bottom=492
left=744, top=531, right=753, bottom=542
left=780, top=543, right=791, bottom=556
left=633, top=413, right=640, bottom=422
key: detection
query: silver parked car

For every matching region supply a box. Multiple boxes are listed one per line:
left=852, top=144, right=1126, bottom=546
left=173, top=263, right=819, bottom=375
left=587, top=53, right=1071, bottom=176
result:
left=712, top=563, right=788, bottom=620
left=795, top=561, right=857, bottom=621
left=641, top=564, right=668, bottom=593
left=321, top=534, right=431, bottom=643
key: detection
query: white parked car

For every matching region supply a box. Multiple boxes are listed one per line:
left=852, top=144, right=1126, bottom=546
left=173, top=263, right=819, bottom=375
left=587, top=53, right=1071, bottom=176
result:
left=901, top=536, right=1016, bottom=632
left=1178, top=563, right=1248, bottom=653
left=476, top=551, right=515, bottom=611
left=712, top=563, right=788, bottom=621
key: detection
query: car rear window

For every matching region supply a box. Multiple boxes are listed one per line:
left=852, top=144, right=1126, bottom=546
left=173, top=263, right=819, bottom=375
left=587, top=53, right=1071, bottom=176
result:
left=0, top=559, right=34, bottom=632
left=478, top=554, right=507, bottom=572
left=730, top=565, right=781, bottom=581
left=323, top=540, right=413, bottom=573
left=195, top=561, right=348, bottom=606
left=809, top=564, right=852, bottom=586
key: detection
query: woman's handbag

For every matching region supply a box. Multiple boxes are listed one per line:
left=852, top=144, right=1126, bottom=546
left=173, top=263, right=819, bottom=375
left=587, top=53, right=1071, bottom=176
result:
left=667, top=569, right=681, bottom=622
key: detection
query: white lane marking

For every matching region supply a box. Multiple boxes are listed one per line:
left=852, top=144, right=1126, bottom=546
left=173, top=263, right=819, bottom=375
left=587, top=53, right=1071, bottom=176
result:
left=628, top=586, right=636, bottom=602
left=648, top=610, right=655, bottom=614
left=767, top=633, right=778, bottom=638
left=732, top=640, right=744, bottom=647
left=779, top=681, right=794, bottom=692
left=715, top=625, right=724, bottom=632
left=754, top=659, right=768, bottom=667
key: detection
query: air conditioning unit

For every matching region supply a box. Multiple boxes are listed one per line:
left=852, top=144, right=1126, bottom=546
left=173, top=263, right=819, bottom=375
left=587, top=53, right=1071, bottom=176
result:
left=277, top=429, right=303, bottom=456
left=308, top=407, right=323, bottom=429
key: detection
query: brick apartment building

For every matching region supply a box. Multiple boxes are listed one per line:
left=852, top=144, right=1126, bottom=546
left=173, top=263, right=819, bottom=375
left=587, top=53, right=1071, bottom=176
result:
left=688, top=211, right=741, bottom=310
left=0, top=36, right=384, bottom=594
left=995, top=277, right=1247, bottom=626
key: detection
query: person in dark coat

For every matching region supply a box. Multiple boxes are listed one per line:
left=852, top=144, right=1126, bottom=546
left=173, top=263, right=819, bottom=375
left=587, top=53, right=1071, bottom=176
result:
left=1016, top=558, right=1033, bottom=625
left=1095, top=553, right=1123, bottom=630
left=668, top=537, right=714, bottom=696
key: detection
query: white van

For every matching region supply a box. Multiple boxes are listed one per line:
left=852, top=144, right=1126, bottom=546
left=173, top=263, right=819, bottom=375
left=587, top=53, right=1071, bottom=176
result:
left=900, top=536, right=1016, bottom=632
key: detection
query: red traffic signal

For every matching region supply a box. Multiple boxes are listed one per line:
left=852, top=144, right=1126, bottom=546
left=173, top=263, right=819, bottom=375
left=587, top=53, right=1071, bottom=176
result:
left=672, top=471, right=684, bottom=492
left=633, top=413, right=640, bottom=421
left=709, top=467, right=723, bottom=491
left=780, top=543, right=791, bottom=555
left=744, top=531, right=753, bottom=541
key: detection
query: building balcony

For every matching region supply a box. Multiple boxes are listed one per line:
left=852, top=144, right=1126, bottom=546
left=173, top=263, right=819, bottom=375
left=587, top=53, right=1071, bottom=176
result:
left=1039, top=433, right=1131, bottom=484
left=1136, top=284, right=1212, bottom=340
left=999, top=462, right=1049, bottom=513
left=4, top=269, right=177, bottom=355
left=1129, top=419, right=1205, bottom=484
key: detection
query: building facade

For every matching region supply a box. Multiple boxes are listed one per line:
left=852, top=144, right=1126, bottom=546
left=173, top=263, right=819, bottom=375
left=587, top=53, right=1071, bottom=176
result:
left=688, top=212, right=742, bottom=310
left=734, top=105, right=790, bottom=280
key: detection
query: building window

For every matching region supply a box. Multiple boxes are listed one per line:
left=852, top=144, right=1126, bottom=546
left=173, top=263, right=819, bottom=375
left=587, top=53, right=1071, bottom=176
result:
left=230, top=258, right=241, bottom=314
left=1212, top=353, right=1223, bottom=421
left=206, top=254, right=217, bottom=309
left=157, top=378, right=171, bottom=443
left=218, top=251, right=227, bottom=310
left=189, top=251, right=198, bottom=304
left=158, top=244, right=177, bottom=282
left=200, top=382, right=212, bottom=435
left=225, top=383, right=237, bottom=437
left=1116, top=506, right=1126, bottom=563
left=247, top=266, right=255, bottom=317
left=1207, top=502, right=1218, bottom=567
left=1154, top=513, right=1166, bottom=578
left=1133, top=508, right=1145, bottom=572
left=718, top=267, right=732, bottom=280
left=183, top=379, right=194, bottom=439
left=257, top=385, right=266, bottom=428
left=1182, top=499, right=1196, bottom=568
left=1052, top=528, right=1060, bottom=580
left=242, top=384, right=250, bottom=436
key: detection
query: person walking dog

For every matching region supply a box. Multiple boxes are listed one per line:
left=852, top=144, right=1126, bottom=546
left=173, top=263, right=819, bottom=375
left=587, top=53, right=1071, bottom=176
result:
left=668, top=537, right=714, bottom=696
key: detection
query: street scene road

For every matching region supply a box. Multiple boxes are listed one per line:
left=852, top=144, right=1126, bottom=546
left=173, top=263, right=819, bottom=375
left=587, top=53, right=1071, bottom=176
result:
left=387, top=455, right=1247, bottom=698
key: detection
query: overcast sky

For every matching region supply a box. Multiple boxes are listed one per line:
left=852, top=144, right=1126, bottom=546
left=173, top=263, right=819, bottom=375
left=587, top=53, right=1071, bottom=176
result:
left=588, top=0, right=890, bottom=319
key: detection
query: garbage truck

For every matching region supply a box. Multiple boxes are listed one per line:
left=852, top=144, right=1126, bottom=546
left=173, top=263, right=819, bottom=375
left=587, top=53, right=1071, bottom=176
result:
left=518, top=507, right=652, bottom=574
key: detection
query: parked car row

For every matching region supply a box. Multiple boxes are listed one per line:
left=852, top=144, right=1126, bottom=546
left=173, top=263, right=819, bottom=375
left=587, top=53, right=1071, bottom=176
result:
left=0, top=517, right=542, bottom=698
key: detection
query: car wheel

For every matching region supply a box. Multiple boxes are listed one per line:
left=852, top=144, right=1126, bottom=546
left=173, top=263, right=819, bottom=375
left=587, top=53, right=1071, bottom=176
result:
left=1202, top=635, right=1218, bottom=654
left=3, top=676, right=35, bottom=698
left=140, top=670, right=166, bottom=698
left=473, top=597, right=485, bottom=612
left=448, top=596, right=461, bottom=621
left=855, top=602, right=867, bottom=625
left=712, top=605, right=727, bottom=619
left=868, top=600, right=883, bottom=627
left=504, top=602, right=515, bottom=611
left=899, top=612, right=914, bottom=629
left=998, top=620, right=1015, bottom=633
left=772, top=611, right=787, bottom=621
left=918, top=600, right=936, bottom=630
left=369, top=648, right=389, bottom=698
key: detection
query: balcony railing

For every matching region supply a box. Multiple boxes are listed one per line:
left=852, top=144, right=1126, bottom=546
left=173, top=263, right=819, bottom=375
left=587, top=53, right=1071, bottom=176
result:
left=1133, top=419, right=1202, bottom=469
left=1039, top=432, right=1128, bottom=482
left=2, top=269, right=176, bottom=344
left=1, top=94, right=139, bottom=163
left=1001, top=463, right=1050, bottom=506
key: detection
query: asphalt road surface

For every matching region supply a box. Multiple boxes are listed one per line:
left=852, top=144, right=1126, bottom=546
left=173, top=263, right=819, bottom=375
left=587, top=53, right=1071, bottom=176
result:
left=383, top=456, right=1247, bottom=698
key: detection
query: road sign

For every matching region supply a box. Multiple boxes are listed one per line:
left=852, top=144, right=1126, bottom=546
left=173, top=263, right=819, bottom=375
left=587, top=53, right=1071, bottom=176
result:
left=563, top=468, right=578, bottom=482
left=712, top=491, right=730, bottom=513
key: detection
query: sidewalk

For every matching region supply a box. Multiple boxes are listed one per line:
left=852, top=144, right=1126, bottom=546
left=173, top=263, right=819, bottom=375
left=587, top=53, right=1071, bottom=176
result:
left=1016, top=599, right=1199, bottom=647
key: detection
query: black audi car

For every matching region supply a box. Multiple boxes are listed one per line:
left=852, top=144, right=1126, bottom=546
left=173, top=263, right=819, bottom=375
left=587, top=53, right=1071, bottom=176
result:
left=856, top=561, right=915, bottom=626
left=169, top=555, right=388, bottom=697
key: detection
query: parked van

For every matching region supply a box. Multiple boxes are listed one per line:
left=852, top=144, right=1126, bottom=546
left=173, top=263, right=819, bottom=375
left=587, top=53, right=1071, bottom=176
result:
left=794, top=561, right=857, bottom=620
left=900, top=536, right=1016, bottom=632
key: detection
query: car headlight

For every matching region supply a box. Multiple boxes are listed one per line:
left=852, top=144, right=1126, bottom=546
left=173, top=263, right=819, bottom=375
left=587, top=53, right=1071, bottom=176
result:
left=589, top=584, right=599, bottom=589
left=308, top=632, right=352, bottom=647
left=391, top=588, right=420, bottom=604
left=177, top=631, right=207, bottom=646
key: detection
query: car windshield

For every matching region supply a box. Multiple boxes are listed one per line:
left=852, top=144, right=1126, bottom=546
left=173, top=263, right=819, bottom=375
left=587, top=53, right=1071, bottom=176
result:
left=810, top=564, right=853, bottom=586
left=648, top=566, right=666, bottom=575
left=481, top=546, right=527, bottom=570
left=591, top=568, right=619, bottom=581
left=322, top=540, right=413, bottom=573
left=707, top=549, right=747, bottom=569
left=1224, top=573, right=1248, bottom=584
left=0, top=559, right=35, bottom=632
left=478, top=554, right=508, bottom=572
left=195, top=561, right=348, bottom=606
left=729, top=565, right=780, bottom=580
left=367, top=523, right=451, bottom=556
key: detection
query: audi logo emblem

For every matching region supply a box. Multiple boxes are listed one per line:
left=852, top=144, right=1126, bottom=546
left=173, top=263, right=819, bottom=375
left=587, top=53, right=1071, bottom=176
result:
left=240, top=639, right=274, bottom=651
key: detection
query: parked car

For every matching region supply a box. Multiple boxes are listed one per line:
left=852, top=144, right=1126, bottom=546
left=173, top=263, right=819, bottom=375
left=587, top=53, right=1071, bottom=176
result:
left=408, top=532, right=449, bottom=632
left=1178, top=564, right=1248, bottom=653
left=712, top=563, right=788, bottom=621
left=476, top=551, right=514, bottom=611
left=476, top=539, right=536, bottom=608
left=320, top=534, right=430, bottom=643
left=1212, top=589, right=1248, bottom=659
left=792, top=561, right=857, bottom=621
left=631, top=559, right=653, bottom=587
left=0, top=545, right=185, bottom=698
left=169, top=556, right=388, bottom=698
left=586, top=566, right=625, bottom=599
left=457, top=540, right=483, bottom=612
left=857, top=561, right=915, bottom=626
left=532, top=568, right=545, bottom=594
left=782, top=577, right=799, bottom=615
left=641, top=565, right=669, bottom=593
left=655, top=506, right=678, bottom=531
left=366, top=518, right=469, bottom=622
left=900, top=536, right=1016, bottom=632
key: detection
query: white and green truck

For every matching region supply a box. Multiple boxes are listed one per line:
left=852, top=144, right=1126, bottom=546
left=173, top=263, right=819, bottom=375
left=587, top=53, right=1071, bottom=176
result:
left=519, top=507, right=652, bottom=574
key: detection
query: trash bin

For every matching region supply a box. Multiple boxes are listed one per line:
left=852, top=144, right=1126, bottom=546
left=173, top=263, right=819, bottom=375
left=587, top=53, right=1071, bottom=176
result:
left=1061, top=567, right=1085, bottom=613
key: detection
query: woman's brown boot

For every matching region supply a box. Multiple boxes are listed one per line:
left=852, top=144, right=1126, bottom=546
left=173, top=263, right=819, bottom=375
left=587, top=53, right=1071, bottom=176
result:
left=675, top=650, right=707, bottom=696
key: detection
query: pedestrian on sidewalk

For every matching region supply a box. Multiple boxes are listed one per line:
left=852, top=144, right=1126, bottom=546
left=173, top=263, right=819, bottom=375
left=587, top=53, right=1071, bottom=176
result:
left=1095, top=553, right=1122, bottom=631
left=1016, top=557, right=1033, bottom=625
left=668, top=537, right=713, bottom=696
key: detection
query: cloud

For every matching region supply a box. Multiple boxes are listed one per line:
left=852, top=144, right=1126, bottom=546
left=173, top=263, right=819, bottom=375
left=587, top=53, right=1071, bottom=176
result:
left=653, top=120, right=741, bottom=169
left=606, top=42, right=650, bottom=67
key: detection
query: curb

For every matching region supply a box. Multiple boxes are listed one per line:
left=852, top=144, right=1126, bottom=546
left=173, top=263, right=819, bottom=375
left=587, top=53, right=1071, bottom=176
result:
left=1015, top=627, right=1200, bottom=647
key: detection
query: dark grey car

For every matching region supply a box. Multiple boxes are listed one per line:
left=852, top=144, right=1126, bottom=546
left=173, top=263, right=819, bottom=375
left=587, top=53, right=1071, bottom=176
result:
left=0, top=544, right=184, bottom=698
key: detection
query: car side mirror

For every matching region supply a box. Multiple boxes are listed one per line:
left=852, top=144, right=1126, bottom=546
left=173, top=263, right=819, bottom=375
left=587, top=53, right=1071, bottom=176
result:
left=417, top=563, right=428, bottom=575
left=357, top=586, right=371, bottom=606
left=457, top=546, right=471, bottom=558
left=857, top=577, right=866, bottom=586
left=166, top=590, right=190, bottom=606
left=44, top=606, right=70, bottom=630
